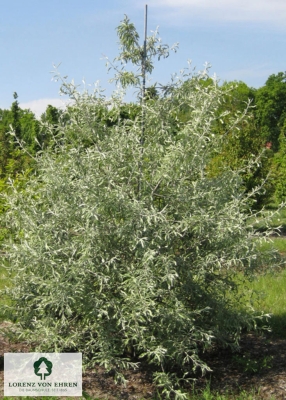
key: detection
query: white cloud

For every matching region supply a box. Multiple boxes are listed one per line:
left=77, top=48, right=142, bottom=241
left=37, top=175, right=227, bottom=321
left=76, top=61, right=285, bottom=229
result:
left=220, top=64, right=274, bottom=86
left=19, top=98, right=69, bottom=118
left=147, top=0, right=286, bottom=24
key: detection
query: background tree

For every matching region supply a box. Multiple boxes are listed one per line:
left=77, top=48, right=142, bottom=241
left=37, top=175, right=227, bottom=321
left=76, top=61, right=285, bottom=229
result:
left=255, top=72, right=286, bottom=151
left=0, top=94, right=38, bottom=178
left=272, top=121, right=286, bottom=203
left=0, top=98, right=38, bottom=247
left=20, top=110, right=40, bottom=150
left=254, top=73, right=286, bottom=204
left=11, top=92, right=21, bottom=138
left=206, top=81, right=274, bottom=208
left=0, top=108, right=12, bottom=177
left=39, top=104, right=62, bottom=148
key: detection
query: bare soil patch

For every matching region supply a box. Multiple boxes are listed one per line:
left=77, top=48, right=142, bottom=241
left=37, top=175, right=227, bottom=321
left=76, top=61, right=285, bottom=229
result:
left=197, top=333, right=286, bottom=399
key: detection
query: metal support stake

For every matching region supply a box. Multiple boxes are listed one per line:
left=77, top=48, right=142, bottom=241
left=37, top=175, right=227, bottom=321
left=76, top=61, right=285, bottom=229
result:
left=138, top=4, right=148, bottom=199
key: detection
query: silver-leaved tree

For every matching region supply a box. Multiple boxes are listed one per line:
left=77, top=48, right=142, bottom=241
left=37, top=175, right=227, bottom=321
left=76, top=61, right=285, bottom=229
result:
left=1, top=14, right=280, bottom=398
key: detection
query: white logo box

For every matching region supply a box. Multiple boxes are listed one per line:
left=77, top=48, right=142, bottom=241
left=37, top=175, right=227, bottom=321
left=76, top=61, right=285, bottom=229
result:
left=4, top=353, right=82, bottom=397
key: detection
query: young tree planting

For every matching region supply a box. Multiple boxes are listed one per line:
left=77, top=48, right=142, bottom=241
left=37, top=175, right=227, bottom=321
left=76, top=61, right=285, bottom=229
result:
left=1, top=14, right=280, bottom=398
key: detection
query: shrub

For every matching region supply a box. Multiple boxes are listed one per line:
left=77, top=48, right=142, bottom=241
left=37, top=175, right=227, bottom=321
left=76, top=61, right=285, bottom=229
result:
left=1, top=15, right=280, bottom=398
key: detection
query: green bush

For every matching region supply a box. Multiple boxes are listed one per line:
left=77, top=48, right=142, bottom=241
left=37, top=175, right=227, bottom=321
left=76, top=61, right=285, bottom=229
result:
left=1, top=15, right=280, bottom=398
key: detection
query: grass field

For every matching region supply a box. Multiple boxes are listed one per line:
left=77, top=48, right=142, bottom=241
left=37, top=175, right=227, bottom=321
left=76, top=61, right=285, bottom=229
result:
left=250, top=207, right=286, bottom=337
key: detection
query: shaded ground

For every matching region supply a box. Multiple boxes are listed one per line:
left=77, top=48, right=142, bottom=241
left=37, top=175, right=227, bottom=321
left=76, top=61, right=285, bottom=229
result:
left=197, top=333, right=286, bottom=399
left=1, top=323, right=286, bottom=399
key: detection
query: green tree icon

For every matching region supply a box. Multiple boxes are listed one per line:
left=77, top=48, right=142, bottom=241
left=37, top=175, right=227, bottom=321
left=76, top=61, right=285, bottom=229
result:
left=34, top=357, right=53, bottom=380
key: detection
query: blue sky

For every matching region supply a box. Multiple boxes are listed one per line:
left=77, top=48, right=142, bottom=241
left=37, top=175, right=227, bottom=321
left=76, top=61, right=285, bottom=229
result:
left=0, top=0, right=285, bottom=116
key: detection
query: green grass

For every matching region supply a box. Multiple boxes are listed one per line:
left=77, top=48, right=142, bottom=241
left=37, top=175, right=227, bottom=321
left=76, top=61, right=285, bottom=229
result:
left=248, top=267, right=286, bottom=338
left=248, top=207, right=286, bottom=337
left=266, top=206, right=286, bottom=231
left=155, top=384, right=276, bottom=400
left=252, top=206, right=286, bottom=234
left=188, top=386, right=273, bottom=400
left=257, top=235, right=286, bottom=254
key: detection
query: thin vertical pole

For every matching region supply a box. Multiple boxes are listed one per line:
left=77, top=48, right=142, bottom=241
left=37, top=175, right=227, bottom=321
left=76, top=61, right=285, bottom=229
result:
left=141, top=4, right=147, bottom=146
left=138, top=4, right=147, bottom=199
left=142, top=4, right=148, bottom=115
